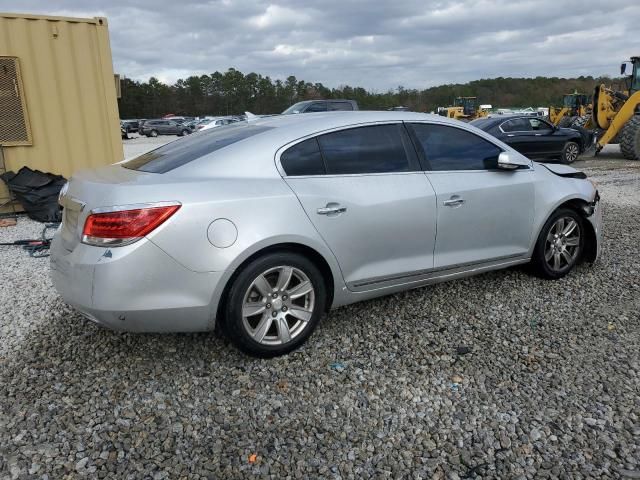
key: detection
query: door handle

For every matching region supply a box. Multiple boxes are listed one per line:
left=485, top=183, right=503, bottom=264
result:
left=317, top=203, right=347, bottom=215
left=443, top=196, right=465, bottom=207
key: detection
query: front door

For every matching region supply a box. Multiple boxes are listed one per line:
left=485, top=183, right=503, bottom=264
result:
left=408, top=122, right=535, bottom=269
left=281, top=123, right=438, bottom=289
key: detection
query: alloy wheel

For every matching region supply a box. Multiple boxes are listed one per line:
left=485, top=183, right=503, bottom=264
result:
left=565, top=143, right=579, bottom=163
left=242, top=266, right=315, bottom=345
left=544, top=216, right=581, bottom=272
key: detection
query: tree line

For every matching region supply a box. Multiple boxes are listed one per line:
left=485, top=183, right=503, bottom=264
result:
left=117, top=67, right=621, bottom=119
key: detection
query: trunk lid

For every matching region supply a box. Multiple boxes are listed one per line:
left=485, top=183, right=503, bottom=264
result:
left=58, top=165, right=165, bottom=251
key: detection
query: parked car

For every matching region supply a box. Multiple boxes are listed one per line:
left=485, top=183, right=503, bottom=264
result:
left=52, top=112, right=601, bottom=357
left=470, top=115, right=589, bottom=164
left=139, top=119, right=192, bottom=137
left=121, top=119, right=140, bottom=133
left=182, top=119, right=201, bottom=132
left=282, top=99, right=358, bottom=114
left=197, top=117, right=237, bottom=131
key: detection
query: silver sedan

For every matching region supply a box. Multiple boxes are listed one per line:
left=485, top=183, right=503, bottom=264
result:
left=51, top=111, right=602, bottom=357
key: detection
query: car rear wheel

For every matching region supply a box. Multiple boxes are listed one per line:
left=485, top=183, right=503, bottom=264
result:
left=222, top=252, right=327, bottom=357
left=150, top=129, right=159, bottom=137
left=531, top=208, right=584, bottom=279
left=560, top=141, right=580, bottom=164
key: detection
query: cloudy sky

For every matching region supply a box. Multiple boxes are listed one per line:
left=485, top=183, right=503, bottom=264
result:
left=2, top=0, right=639, bottom=90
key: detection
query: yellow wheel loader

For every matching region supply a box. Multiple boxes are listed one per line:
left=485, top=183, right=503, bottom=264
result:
left=593, top=56, right=640, bottom=159
left=548, top=91, right=591, bottom=127
left=437, top=97, right=491, bottom=121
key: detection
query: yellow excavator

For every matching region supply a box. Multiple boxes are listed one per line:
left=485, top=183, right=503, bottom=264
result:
left=548, top=91, right=591, bottom=127
left=591, top=56, right=640, bottom=159
left=437, top=97, right=491, bottom=121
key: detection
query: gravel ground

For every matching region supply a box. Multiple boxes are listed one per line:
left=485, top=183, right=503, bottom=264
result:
left=1, top=153, right=639, bottom=479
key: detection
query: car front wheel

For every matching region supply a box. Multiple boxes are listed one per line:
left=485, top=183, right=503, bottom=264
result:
left=222, top=252, right=327, bottom=357
left=150, top=130, right=159, bottom=137
left=531, top=208, right=584, bottom=279
left=560, top=141, right=580, bottom=164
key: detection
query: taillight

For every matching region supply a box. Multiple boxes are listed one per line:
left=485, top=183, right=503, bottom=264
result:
left=82, top=203, right=180, bottom=247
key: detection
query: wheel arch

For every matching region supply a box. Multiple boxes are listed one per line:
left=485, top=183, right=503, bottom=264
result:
left=214, top=241, right=338, bottom=330
left=536, top=197, right=598, bottom=263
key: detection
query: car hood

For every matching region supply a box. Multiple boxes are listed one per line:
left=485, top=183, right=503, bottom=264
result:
left=538, top=162, right=588, bottom=179
left=540, top=163, right=577, bottom=175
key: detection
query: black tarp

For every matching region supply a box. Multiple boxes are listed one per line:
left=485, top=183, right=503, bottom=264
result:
left=1, top=167, right=66, bottom=222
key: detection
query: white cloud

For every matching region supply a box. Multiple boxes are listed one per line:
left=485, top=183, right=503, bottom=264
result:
left=4, top=0, right=640, bottom=89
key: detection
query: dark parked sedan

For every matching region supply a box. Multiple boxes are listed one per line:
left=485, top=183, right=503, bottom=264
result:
left=139, top=119, right=192, bottom=137
left=470, top=116, right=588, bottom=164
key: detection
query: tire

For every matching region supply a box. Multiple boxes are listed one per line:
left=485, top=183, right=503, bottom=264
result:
left=560, top=141, right=580, bottom=164
left=221, top=252, right=327, bottom=358
left=531, top=208, right=584, bottom=280
left=558, top=116, right=575, bottom=128
left=620, top=115, right=640, bottom=160
left=150, top=129, right=159, bottom=137
left=180, top=129, right=189, bottom=136
left=571, top=115, right=590, bottom=129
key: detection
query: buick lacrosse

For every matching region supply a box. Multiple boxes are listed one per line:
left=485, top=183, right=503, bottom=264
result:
left=52, top=112, right=602, bottom=357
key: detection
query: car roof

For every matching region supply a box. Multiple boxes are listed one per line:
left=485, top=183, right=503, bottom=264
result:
left=245, top=110, right=456, bottom=137
left=132, top=110, right=514, bottom=178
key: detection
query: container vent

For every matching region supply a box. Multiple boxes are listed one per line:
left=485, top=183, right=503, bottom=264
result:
left=0, top=57, right=32, bottom=146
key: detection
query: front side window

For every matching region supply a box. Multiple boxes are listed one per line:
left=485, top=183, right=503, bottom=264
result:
left=409, top=123, right=502, bottom=171
left=328, top=102, right=353, bottom=111
left=529, top=118, right=552, bottom=131
left=280, top=138, right=325, bottom=176
left=306, top=102, right=328, bottom=113
left=317, top=124, right=411, bottom=175
left=282, top=101, right=310, bottom=114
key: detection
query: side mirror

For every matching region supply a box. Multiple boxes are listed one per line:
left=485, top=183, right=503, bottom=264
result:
left=497, top=151, right=529, bottom=170
left=621, top=63, right=627, bottom=75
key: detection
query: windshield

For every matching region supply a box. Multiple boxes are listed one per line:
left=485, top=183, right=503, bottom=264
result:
left=633, top=61, right=640, bottom=93
left=282, top=101, right=310, bottom=114
left=123, top=123, right=274, bottom=173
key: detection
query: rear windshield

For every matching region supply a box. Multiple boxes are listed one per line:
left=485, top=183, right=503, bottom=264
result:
left=469, top=118, right=495, bottom=129
left=123, top=123, right=273, bottom=173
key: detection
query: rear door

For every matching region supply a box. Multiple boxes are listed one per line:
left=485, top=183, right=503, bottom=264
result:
left=407, top=122, right=535, bottom=269
left=527, top=118, right=561, bottom=157
left=499, top=118, right=537, bottom=157
left=280, top=123, right=437, bottom=290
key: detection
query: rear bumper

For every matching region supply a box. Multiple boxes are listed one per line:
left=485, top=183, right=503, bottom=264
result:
left=50, top=235, right=223, bottom=332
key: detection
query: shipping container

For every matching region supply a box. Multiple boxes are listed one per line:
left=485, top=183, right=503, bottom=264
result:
left=0, top=12, right=123, bottom=207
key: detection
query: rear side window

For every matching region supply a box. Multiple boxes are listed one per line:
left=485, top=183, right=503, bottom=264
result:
left=409, top=123, right=502, bottom=171
left=123, top=123, right=273, bottom=173
left=281, top=138, right=325, bottom=176
left=328, top=102, right=353, bottom=111
left=317, top=124, right=412, bottom=175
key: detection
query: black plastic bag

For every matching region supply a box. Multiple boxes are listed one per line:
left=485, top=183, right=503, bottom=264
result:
left=1, top=167, right=66, bottom=222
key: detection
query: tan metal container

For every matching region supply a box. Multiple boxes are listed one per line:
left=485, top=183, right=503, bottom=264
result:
left=0, top=13, right=123, bottom=205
